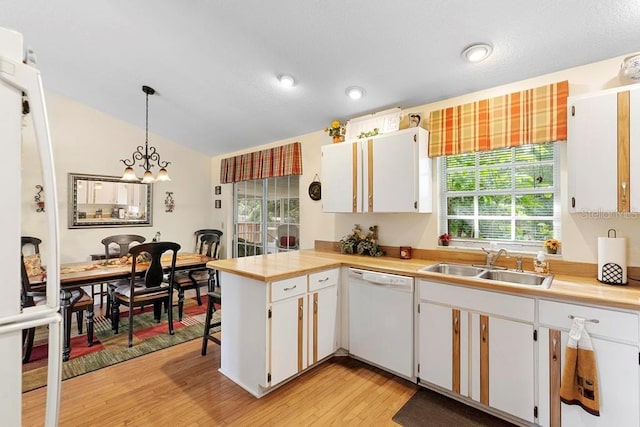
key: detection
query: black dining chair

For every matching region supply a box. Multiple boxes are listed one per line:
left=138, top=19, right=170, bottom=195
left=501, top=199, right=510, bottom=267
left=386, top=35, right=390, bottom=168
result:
left=172, top=230, right=222, bottom=320
left=201, top=285, right=222, bottom=356
left=101, top=234, right=146, bottom=314
left=110, top=241, right=180, bottom=347
left=21, top=254, right=94, bottom=363
left=193, top=229, right=223, bottom=288
left=21, top=236, right=42, bottom=255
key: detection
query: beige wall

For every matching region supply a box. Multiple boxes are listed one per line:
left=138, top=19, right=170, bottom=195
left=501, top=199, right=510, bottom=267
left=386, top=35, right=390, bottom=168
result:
left=211, top=52, right=640, bottom=266
left=21, top=92, right=212, bottom=263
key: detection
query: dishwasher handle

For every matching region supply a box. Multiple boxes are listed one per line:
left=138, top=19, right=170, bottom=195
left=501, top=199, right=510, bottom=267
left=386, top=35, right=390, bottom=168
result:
left=349, top=268, right=413, bottom=290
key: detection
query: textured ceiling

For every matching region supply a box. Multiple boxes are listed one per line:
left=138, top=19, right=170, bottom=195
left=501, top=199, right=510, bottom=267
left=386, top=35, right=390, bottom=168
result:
left=3, top=1, right=640, bottom=156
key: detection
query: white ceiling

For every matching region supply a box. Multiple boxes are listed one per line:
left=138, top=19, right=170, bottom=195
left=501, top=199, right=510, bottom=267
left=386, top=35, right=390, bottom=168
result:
left=3, top=1, right=640, bottom=156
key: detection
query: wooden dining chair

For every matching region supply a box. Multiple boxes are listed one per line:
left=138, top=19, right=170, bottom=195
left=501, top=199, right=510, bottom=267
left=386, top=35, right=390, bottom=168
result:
left=21, top=236, right=44, bottom=282
left=21, top=254, right=94, bottom=364
left=110, top=241, right=181, bottom=347
left=21, top=236, right=42, bottom=255
left=201, top=286, right=222, bottom=356
left=101, top=234, right=146, bottom=314
left=172, top=230, right=222, bottom=320
left=193, top=229, right=223, bottom=287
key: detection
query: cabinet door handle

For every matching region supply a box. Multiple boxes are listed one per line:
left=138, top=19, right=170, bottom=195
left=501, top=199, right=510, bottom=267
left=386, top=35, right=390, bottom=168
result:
left=284, top=285, right=297, bottom=291
left=481, top=323, right=487, bottom=342
left=568, top=314, right=599, bottom=324
left=622, top=181, right=628, bottom=200
left=314, top=299, right=318, bottom=314
left=552, top=337, right=558, bottom=361
left=299, top=302, right=304, bottom=320
left=318, top=277, right=329, bottom=282
left=454, top=316, right=459, bottom=334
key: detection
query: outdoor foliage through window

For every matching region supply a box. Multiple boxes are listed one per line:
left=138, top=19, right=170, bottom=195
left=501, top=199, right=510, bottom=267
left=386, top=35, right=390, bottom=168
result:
left=440, top=143, right=559, bottom=243
left=234, top=176, right=299, bottom=257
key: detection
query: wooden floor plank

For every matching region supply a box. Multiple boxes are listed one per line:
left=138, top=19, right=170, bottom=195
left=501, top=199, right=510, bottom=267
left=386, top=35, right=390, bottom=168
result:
left=22, top=340, right=418, bottom=426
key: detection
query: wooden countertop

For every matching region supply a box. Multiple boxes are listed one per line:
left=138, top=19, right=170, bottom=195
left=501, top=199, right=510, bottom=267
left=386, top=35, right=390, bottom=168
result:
left=207, top=250, right=640, bottom=311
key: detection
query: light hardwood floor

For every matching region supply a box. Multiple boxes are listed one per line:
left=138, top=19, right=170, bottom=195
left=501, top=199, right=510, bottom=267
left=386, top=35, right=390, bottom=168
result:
left=22, top=338, right=418, bottom=426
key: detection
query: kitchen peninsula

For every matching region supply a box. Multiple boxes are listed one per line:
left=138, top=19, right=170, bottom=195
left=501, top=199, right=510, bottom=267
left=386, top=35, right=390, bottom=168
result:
left=209, top=249, right=640, bottom=426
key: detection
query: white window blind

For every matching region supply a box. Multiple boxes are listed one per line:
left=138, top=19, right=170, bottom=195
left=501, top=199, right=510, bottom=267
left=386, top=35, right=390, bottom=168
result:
left=438, top=142, right=560, bottom=250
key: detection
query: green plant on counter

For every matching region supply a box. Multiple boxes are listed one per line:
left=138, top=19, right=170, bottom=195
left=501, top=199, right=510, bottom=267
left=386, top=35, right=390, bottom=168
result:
left=339, top=224, right=384, bottom=257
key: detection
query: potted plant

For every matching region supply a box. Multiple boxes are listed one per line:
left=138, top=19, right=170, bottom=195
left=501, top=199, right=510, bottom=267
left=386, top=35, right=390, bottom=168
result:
left=439, top=233, right=451, bottom=246
left=339, top=224, right=384, bottom=257
left=543, top=238, right=561, bottom=254
left=324, top=120, right=346, bottom=143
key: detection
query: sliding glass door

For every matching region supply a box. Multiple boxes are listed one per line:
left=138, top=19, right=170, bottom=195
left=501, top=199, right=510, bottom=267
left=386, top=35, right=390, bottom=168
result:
left=234, top=175, right=299, bottom=257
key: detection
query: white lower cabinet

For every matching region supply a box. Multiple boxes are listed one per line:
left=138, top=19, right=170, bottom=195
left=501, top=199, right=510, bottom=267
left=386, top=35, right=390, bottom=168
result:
left=308, top=281, right=338, bottom=364
left=419, top=302, right=469, bottom=395
left=480, top=315, right=534, bottom=422
left=270, top=278, right=308, bottom=386
left=537, top=299, right=640, bottom=426
left=220, top=268, right=339, bottom=397
left=418, top=280, right=535, bottom=423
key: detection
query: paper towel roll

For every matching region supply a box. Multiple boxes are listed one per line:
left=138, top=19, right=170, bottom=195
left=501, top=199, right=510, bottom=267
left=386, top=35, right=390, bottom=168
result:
left=597, top=236, right=627, bottom=285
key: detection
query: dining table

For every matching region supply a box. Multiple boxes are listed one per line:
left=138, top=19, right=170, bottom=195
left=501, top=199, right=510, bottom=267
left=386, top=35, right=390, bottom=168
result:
left=55, top=252, right=213, bottom=361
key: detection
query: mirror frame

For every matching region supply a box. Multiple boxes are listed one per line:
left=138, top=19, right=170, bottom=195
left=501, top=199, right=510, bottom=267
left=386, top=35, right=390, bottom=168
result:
left=68, top=173, right=153, bottom=229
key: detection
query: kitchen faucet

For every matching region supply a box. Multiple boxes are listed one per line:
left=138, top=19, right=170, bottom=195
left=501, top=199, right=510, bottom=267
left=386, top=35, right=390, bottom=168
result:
left=481, top=247, right=509, bottom=268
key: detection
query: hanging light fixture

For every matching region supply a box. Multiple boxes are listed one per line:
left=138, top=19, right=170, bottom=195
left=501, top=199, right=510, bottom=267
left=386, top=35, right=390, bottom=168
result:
left=121, top=85, right=171, bottom=183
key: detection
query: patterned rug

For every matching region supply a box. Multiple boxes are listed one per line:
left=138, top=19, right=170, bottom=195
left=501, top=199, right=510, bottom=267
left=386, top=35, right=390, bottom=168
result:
left=22, top=295, right=220, bottom=393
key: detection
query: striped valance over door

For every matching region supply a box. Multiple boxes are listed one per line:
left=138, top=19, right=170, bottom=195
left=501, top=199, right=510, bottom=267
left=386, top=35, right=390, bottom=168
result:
left=220, top=142, right=302, bottom=183
left=428, top=80, right=569, bottom=157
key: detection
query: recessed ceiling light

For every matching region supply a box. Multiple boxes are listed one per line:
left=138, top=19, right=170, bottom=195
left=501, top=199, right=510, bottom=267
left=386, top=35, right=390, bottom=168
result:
left=345, top=86, right=365, bottom=100
left=278, top=74, right=295, bottom=88
left=462, top=43, right=493, bottom=63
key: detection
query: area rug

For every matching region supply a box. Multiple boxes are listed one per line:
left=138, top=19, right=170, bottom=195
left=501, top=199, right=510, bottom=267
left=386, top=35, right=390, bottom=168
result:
left=22, top=295, right=220, bottom=393
left=392, top=388, right=516, bottom=427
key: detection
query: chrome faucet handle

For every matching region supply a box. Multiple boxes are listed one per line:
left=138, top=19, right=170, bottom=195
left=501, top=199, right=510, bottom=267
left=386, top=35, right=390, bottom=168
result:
left=515, top=255, right=523, bottom=272
left=481, top=248, right=494, bottom=265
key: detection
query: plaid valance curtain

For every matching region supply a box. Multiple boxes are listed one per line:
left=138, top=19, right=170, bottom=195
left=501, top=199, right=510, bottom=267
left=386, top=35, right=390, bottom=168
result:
left=428, top=80, right=569, bottom=157
left=220, top=142, right=302, bottom=183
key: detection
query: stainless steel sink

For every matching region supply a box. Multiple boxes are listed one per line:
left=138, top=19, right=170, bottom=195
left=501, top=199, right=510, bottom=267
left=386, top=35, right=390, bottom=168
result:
left=420, top=262, right=553, bottom=289
left=478, top=269, right=553, bottom=288
left=420, top=263, right=487, bottom=277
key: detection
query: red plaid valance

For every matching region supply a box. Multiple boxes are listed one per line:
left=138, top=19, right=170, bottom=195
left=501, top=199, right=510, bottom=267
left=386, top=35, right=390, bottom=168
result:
left=428, top=81, right=569, bottom=157
left=220, top=142, right=302, bottom=183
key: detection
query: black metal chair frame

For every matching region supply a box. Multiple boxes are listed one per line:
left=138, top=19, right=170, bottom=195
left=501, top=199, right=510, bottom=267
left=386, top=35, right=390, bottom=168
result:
left=110, top=241, right=180, bottom=348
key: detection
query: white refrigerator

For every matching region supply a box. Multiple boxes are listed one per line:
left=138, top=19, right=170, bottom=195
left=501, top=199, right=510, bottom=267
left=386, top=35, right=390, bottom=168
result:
left=0, top=27, right=62, bottom=426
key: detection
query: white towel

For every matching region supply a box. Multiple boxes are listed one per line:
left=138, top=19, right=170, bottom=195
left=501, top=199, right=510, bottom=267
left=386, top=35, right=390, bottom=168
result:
left=560, top=317, right=600, bottom=416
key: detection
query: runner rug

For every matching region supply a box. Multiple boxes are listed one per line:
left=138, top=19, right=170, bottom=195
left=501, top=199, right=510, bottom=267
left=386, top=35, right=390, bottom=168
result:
left=22, top=295, right=220, bottom=393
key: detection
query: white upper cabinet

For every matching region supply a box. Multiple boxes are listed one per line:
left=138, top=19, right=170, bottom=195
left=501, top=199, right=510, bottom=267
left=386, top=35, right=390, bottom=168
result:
left=568, top=84, right=640, bottom=212
left=321, top=127, right=432, bottom=213
left=362, top=127, right=432, bottom=212
left=321, top=141, right=362, bottom=213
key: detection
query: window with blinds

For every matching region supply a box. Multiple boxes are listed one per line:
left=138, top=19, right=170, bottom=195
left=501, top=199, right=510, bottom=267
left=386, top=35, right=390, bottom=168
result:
left=439, top=142, right=560, bottom=248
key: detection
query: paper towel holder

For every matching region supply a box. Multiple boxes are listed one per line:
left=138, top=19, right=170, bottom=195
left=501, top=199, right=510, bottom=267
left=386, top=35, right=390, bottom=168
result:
left=598, top=228, right=627, bottom=285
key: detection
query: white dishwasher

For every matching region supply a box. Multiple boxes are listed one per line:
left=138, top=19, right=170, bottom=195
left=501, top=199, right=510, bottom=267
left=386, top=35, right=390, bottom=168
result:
left=348, top=268, right=414, bottom=379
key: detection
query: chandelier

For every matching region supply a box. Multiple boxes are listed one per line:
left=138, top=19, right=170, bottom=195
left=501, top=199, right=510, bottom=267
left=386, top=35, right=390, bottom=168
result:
left=121, top=85, right=171, bottom=183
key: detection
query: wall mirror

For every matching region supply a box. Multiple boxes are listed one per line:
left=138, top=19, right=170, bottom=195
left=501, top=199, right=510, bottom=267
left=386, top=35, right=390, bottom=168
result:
left=68, top=173, right=153, bottom=228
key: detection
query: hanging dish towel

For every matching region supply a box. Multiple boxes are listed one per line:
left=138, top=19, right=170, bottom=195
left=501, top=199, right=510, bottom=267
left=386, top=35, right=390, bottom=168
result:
left=560, top=317, right=600, bottom=416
